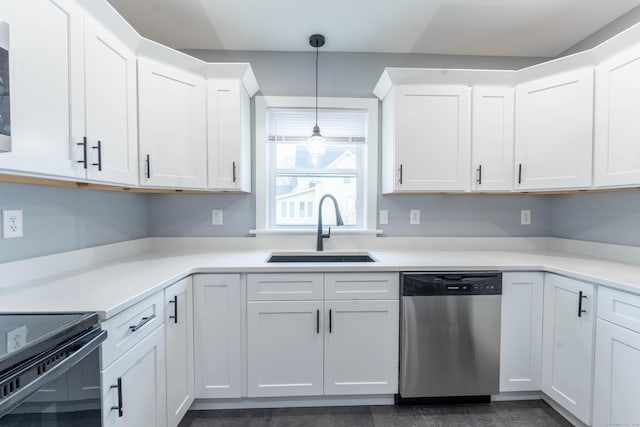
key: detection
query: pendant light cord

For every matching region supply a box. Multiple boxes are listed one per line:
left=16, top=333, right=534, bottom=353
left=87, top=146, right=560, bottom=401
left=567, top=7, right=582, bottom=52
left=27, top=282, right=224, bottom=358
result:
left=315, top=45, right=319, bottom=128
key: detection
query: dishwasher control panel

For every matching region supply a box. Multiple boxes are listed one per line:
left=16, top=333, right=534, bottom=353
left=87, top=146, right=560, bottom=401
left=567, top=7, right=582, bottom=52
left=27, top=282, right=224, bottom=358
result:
left=401, top=272, right=502, bottom=296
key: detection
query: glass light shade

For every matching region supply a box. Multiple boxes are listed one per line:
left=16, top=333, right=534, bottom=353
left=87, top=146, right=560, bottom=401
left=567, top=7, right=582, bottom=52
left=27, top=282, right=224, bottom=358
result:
left=308, top=125, right=325, bottom=165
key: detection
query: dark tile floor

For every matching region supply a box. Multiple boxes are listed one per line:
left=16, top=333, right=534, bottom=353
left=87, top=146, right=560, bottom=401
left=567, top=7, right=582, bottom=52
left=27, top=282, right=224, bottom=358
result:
left=178, top=400, right=572, bottom=427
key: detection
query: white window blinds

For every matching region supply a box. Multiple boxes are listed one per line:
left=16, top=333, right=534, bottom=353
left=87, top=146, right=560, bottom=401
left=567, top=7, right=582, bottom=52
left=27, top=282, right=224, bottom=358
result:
left=267, top=108, right=367, bottom=142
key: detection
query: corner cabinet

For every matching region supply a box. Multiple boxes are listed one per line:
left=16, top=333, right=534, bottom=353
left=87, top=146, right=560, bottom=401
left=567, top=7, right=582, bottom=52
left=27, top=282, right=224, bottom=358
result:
left=499, top=272, right=543, bottom=392
left=471, top=87, right=514, bottom=191
left=541, top=273, right=595, bottom=425
left=164, top=277, right=194, bottom=427
left=137, top=57, right=207, bottom=189
left=207, top=80, right=251, bottom=191
left=246, top=273, right=399, bottom=397
left=514, top=67, right=594, bottom=190
left=594, top=43, right=640, bottom=187
left=381, top=85, right=471, bottom=193
left=193, top=274, right=242, bottom=398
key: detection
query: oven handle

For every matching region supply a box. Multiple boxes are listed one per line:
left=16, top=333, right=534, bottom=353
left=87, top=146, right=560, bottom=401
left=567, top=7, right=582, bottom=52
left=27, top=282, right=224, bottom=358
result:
left=0, top=328, right=107, bottom=419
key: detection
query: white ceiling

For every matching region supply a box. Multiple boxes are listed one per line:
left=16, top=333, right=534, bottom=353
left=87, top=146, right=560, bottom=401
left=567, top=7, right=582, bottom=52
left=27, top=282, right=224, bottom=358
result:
left=107, top=0, right=640, bottom=57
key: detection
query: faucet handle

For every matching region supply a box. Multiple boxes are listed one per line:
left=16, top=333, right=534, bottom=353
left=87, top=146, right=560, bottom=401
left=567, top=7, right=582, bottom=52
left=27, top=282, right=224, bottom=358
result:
left=322, top=227, right=331, bottom=239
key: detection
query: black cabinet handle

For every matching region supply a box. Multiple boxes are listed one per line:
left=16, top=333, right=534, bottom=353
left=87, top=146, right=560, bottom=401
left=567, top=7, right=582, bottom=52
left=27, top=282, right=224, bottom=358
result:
left=232, top=161, right=237, bottom=183
left=110, top=377, right=123, bottom=417
left=578, top=291, right=587, bottom=317
left=518, top=164, right=522, bottom=184
left=146, top=154, right=151, bottom=179
left=77, top=137, right=88, bottom=169
left=329, top=309, right=332, bottom=333
left=316, top=309, right=320, bottom=334
left=129, top=314, right=155, bottom=332
left=169, top=296, right=178, bottom=324
left=399, top=164, right=403, bottom=184
left=92, top=140, right=102, bottom=171
left=476, top=164, right=482, bottom=185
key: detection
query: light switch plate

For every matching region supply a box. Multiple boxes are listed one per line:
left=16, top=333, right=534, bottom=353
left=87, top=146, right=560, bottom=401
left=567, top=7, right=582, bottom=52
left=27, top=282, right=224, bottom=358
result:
left=6, top=325, right=28, bottom=352
left=211, top=209, right=223, bottom=225
left=521, top=210, right=531, bottom=225
left=2, top=209, right=23, bottom=238
left=410, top=209, right=421, bottom=225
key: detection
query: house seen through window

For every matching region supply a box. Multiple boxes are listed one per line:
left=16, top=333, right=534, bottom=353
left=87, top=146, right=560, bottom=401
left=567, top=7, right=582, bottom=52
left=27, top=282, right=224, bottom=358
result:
left=267, top=108, right=367, bottom=228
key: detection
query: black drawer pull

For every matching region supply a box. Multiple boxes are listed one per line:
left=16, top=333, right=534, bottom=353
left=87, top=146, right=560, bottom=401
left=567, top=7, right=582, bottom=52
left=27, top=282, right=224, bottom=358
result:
left=129, top=314, right=155, bottom=332
left=578, top=291, right=587, bottom=317
left=92, top=140, right=102, bottom=171
left=476, top=164, right=482, bottom=185
left=518, top=163, right=522, bottom=184
left=329, top=309, right=332, bottom=333
left=77, top=137, right=88, bottom=169
left=169, top=296, right=178, bottom=324
left=111, top=377, right=123, bottom=417
left=232, top=161, right=237, bottom=183
left=146, top=154, right=151, bottom=179
left=316, top=309, right=320, bottom=334
left=399, top=164, right=403, bottom=184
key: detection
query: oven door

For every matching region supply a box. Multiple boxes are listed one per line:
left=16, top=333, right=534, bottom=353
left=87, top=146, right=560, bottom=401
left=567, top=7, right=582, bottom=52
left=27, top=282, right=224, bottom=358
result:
left=0, top=328, right=106, bottom=426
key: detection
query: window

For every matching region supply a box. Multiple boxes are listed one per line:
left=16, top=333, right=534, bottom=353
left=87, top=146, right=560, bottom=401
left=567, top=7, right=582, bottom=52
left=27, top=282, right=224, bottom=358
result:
left=255, top=97, right=378, bottom=233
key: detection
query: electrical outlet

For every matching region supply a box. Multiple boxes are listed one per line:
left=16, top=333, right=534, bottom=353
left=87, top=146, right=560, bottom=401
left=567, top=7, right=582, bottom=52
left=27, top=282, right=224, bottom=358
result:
left=410, top=209, right=421, bottom=225
left=379, top=210, right=389, bottom=225
left=521, top=210, right=531, bottom=225
left=6, top=325, right=28, bottom=352
left=2, top=210, right=23, bottom=238
left=211, top=209, right=223, bottom=225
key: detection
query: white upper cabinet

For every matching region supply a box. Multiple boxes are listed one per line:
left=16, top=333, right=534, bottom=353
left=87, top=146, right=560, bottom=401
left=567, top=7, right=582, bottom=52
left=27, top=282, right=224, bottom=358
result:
left=0, top=0, right=86, bottom=179
left=207, top=80, right=251, bottom=191
left=594, top=44, right=640, bottom=187
left=138, top=57, right=207, bottom=189
left=514, top=67, right=594, bottom=190
left=84, top=14, right=138, bottom=186
left=471, top=87, right=514, bottom=191
left=381, top=85, right=471, bottom=192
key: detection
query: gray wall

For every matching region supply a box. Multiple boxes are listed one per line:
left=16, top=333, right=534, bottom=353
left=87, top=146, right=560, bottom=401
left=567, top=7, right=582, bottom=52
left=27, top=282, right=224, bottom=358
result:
left=550, top=191, right=640, bottom=246
left=0, top=182, right=148, bottom=263
left=561, top=5, right=640, bottom=55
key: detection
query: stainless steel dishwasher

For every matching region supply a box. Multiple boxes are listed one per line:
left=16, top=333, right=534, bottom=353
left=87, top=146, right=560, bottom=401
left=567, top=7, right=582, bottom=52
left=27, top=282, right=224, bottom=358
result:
left=399, top=272, right=502, bottom=401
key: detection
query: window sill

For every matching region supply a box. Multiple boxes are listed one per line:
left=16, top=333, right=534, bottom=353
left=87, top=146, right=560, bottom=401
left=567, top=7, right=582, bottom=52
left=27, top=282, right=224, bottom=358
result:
left=249, top=228, right=384, bottom=236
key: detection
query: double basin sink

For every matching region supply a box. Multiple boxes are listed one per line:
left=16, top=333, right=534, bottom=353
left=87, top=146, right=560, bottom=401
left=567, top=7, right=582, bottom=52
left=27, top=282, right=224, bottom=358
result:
left=267, top=252, right=376, bottom=263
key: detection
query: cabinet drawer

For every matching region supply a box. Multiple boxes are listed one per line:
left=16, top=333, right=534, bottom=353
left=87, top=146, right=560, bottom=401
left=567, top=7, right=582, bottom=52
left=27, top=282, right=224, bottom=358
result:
left=247, top=274, right=323, bottom=301
left=324, top=273, right=399, bottom=300
left=101, top=291, right=165, bottom=368
left=598, top=286, right=640, bottom=333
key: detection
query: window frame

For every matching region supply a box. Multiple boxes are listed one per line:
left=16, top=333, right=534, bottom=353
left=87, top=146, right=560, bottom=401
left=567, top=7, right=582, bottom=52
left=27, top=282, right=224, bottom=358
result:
left=254, top=96, right=379, bottom=234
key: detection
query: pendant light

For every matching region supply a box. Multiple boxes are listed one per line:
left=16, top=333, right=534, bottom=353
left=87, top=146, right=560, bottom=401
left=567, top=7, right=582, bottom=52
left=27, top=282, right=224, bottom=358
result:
left=308, top=34, right=325, bottom=165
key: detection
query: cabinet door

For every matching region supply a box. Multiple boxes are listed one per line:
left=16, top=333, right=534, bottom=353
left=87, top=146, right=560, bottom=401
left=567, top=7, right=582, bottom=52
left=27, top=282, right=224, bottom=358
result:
left=500, top=272, right=543, bottom=392
left=193, top=274, right=241, bottom=398
left=594, top=45, right=640, bottom=187
left=207, top=80, right=251, bottom=191
left=165, top=277, right=194, bottom=427
left=515, top=68, right=593, bottom=190
left=84, top=14, right=138, bottom=186
left=324, top=299, right=399, bottom=395
left=247, top=300, right=324, bottom=397
left=138, top=57, right=207, bottom=189
left=393, top=85, right=471, bottom=192
left=471, top=87, right=514, bottom=191
left=541, top=273, right=595, bottom=425
left=593, top=319, right=640, bottom=427
left=102, top=325, right=166, bottom=427
left=0, top=0, right=85, bottom=179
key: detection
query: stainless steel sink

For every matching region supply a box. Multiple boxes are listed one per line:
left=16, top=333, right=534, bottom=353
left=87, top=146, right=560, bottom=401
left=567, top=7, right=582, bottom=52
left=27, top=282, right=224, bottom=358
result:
left=266, top=252, right=376, bottom=263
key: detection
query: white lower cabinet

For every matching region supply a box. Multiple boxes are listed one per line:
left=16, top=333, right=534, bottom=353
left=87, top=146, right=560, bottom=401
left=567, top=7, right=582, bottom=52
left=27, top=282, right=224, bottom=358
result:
left=323, top=299, right=399, bottom=395
left=499, top=272, right=543, bottom=392
left=101, top=325, right=167, bottom=427
left=541, top=273, right=595, bottom=425
left=165, top=277, right=194, bottom=427
left=193, top=274, right=242, bottom=398
left=247, top=300, right=324, bottom=397
left=592, top=287, right=640, bottom=427
left=246, top=273, right=399, bottom=398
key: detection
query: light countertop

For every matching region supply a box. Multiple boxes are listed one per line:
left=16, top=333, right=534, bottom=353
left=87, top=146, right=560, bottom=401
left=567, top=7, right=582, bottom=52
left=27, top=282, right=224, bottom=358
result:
left=2, top=243, right=640, bottom=319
